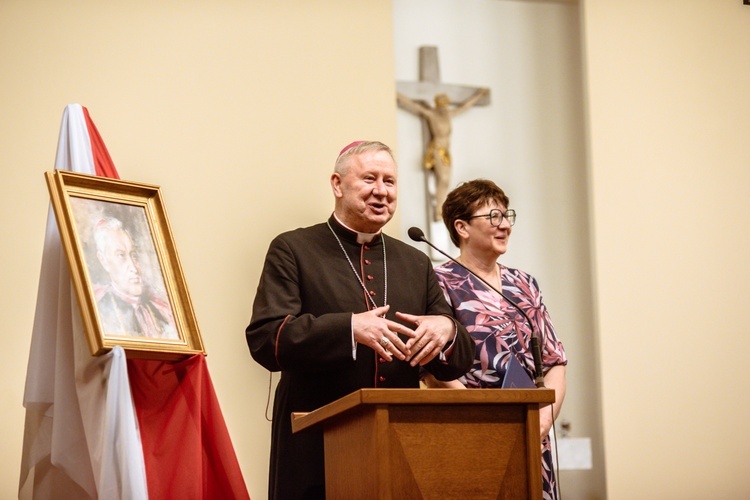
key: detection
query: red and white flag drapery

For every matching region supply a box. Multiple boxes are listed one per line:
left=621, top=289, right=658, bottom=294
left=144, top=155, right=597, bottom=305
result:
left=20, top=104, right=148, bottom=499
left=19, top=104, right=249, bottom=499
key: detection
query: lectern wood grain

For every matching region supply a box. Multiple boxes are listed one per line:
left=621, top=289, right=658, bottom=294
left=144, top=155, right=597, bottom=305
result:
left=293, top=389, right=554, bottom=499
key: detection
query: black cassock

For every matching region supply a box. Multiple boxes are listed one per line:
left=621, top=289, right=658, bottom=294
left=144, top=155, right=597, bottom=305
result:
left=247, top=215, right=473, bottom=500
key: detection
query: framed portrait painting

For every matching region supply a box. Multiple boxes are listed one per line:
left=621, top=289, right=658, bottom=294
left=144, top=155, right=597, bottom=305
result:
left=45, top=170, right=205, bottom=359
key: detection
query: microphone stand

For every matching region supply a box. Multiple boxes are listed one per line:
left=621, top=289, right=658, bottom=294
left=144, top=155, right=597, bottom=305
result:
left=409, top=227, right=546, bottom=388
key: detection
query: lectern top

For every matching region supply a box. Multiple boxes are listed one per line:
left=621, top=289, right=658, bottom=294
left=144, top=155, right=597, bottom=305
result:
left=292, top=388, right=554, bottom=434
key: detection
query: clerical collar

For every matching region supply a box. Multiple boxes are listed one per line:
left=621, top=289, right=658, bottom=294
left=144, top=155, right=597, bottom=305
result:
left=326, top=218, right=388, bottom=313
left=331, top=213, right=381, bottom=244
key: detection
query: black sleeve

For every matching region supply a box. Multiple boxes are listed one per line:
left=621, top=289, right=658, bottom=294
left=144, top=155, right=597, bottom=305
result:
left=245, top=235, right=355, bottom=373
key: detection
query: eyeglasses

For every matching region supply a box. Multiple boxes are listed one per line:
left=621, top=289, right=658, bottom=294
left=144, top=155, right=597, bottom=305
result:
left=466, top=208, right=516, bottom=227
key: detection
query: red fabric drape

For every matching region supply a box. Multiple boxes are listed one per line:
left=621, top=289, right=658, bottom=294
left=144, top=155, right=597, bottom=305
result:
left=83, top=106, right=249, bottom=498
left=82, top=106, right=120, bottom=179
left=127, top=355, right=250, bottom=499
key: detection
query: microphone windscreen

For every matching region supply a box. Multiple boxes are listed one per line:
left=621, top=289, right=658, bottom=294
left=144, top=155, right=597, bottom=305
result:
left=408, top=227, right=426, bottom=242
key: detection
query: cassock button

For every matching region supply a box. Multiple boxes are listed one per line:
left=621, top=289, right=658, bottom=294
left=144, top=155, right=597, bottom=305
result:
left=364, top=259, right=371, bottom=265
left=379, top=357, right=385, bottom=363
left=379, top=376, right=386, bottom=382
left=369, top=290, right=376, bottom=296
left=367, top=275, right=374, bottom=280
left=364, top=245, right=370, bottom=250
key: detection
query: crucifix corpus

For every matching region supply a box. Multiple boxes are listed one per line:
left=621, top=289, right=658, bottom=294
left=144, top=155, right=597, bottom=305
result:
left=396, top=46, right=490, bottom=225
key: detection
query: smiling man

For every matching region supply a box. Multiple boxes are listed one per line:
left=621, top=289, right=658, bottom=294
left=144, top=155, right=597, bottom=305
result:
left=246, top=141, right=473, bottom=500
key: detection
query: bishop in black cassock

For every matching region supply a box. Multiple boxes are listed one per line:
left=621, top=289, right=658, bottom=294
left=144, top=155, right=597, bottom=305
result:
left=246, top=141, right=473, bottom=500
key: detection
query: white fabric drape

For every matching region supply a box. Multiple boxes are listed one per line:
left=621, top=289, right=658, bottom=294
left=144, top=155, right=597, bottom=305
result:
left=19, top=104, right=149, bottom=499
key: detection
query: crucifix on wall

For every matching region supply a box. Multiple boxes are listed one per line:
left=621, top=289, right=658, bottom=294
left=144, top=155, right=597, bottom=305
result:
left=396, top=46, right=490, bottom=227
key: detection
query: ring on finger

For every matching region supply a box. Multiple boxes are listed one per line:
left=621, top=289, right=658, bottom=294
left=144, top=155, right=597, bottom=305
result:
left=379, top=337, right=390, bottom=348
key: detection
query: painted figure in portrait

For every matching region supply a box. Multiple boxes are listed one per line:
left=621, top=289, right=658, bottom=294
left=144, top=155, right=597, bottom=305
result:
left=70, top=198, right=179, bottom=340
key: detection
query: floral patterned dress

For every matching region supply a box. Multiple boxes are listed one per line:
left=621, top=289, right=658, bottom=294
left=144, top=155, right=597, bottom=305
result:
left=435, top=261, right=567, bottom=500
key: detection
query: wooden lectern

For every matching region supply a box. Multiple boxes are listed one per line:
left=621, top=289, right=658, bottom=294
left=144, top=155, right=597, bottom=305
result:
left=292, top=388, right=555, bottom=499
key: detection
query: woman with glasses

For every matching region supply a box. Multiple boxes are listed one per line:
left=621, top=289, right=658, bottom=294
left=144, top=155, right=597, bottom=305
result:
left=423, top=178, right=567, bottom=500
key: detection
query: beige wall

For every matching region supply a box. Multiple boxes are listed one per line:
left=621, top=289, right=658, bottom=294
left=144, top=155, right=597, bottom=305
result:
left=5, top=1, right=750, bottom=498
left=0, top=1, right=397, bottom=498
left=582, top=0, right=750, bottom=498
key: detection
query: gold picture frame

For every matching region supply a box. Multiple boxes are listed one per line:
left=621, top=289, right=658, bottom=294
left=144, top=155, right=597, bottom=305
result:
left=45, top=170, right=205, bottom=359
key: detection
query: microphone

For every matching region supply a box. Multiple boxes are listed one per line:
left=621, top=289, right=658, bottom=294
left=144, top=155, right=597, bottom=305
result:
left=407, top=226, right=428, bottom=244
left=409, top=226, right=545, bottom=388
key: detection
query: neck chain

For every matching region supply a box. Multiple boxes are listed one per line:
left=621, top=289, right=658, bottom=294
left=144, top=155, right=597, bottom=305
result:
left=327, top=221, right=387, bottom=312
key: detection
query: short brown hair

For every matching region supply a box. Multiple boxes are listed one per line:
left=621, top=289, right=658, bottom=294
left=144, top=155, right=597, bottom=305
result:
left=441, top=179, right=510, bottom=247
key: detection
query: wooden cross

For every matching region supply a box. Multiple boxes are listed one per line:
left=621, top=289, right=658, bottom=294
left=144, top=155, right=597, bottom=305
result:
left=396, top=46, right=490, bottom=108
left=396, top=46, right=490, bottom=256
